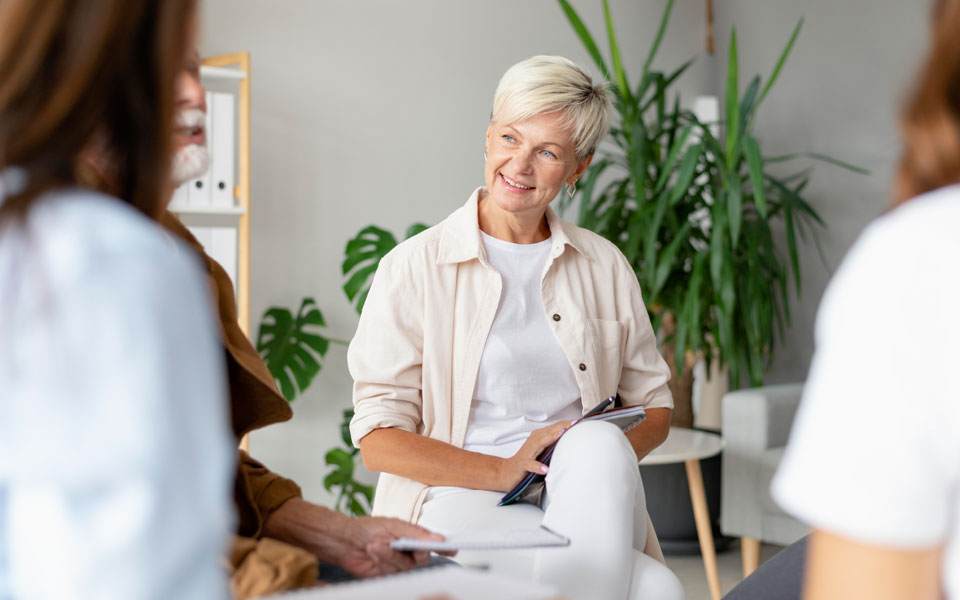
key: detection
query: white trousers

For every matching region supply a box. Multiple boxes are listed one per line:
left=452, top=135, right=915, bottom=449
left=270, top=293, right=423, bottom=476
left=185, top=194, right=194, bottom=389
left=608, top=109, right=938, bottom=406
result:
left=417, top=421, right=685, bottom=600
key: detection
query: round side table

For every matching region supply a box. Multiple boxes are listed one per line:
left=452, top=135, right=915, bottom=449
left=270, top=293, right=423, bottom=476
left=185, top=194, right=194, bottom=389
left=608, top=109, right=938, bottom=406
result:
left=641, top=427, right=725, bottom=600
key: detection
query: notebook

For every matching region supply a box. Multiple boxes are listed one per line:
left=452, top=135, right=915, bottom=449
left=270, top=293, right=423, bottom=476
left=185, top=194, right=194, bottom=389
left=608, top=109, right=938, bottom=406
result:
left=498, top=400, right=646, bottom=507
left=389, top=525, right=570, bottom=552
left=263, top=565, right=560, bottom=600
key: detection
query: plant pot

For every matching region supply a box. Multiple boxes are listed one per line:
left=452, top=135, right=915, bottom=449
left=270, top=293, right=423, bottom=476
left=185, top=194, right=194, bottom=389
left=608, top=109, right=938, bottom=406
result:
left=640, top=446, right=733, bottom=555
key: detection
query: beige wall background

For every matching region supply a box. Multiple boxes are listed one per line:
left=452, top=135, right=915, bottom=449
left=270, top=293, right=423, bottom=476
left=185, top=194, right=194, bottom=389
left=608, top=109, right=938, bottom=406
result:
left=200, top=0, right=928, bottom=505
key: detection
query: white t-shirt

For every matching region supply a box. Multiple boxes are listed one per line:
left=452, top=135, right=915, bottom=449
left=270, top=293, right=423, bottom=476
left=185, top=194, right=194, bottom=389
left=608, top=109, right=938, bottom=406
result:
left=464, top=232, right=582, bottom=459
left=772, top=185, right=960, bottom=598
left=0, top=185, right=233, bottom=599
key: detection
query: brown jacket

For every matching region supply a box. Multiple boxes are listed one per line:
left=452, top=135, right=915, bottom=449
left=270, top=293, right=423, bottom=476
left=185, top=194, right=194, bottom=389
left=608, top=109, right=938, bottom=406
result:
left=161, top=213, right=319, bottom=596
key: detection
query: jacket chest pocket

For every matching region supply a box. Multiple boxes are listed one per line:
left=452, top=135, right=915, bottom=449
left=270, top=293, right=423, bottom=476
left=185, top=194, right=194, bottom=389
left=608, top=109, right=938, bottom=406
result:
left=588, top=318, right=624, bottom=399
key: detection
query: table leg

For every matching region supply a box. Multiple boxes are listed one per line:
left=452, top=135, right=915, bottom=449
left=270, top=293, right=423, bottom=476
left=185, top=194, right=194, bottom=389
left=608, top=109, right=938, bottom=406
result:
left=685, top=459, right=722, bottom=600
left=742, top=536, right=761, bottom=579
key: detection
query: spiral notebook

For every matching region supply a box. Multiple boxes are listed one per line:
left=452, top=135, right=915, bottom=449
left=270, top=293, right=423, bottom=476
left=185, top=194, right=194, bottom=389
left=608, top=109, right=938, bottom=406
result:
left=263, top=565, right=559, bottom=600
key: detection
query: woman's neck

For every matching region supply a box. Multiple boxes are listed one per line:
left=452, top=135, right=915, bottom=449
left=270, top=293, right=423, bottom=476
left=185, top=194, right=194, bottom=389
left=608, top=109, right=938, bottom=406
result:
left=477, top=190, right=551, bottom=244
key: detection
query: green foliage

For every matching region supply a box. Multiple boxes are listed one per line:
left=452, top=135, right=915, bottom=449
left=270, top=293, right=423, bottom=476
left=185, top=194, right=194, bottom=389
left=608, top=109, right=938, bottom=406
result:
left=342, top=222, right=429, bottom=315
left=557, top=0, right=867, bottom=387
left=255, top=220, right=429, bottom=516
left=318, top=220, right=429, bottom=516
left=323, top=408, right=375, bottom=516
left=256, top=300, right=368, bottom=513
left=256, top=297, right=335, bottom=401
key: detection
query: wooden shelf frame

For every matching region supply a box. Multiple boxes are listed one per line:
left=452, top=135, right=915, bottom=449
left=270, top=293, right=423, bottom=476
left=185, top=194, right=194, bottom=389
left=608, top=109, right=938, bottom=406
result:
left=201, top=52, right=252, bottom=336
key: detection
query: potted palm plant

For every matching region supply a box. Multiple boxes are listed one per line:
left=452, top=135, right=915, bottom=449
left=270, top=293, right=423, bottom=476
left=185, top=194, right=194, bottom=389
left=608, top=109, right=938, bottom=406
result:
left=556, top=0, right=865, bottom=426
left=556, top=0, right=865, bottom=552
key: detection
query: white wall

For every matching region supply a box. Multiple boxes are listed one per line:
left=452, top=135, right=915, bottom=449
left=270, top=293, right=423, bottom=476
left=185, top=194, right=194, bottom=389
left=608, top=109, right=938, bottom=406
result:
left=199, top=0, right=930, bottom=504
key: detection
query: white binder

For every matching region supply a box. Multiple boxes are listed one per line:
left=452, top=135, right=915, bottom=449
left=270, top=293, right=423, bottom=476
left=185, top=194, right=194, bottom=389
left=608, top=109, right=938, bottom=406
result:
left=210, top=92, right=236, bottom=207
left=187, top=92, right=214, bottom=206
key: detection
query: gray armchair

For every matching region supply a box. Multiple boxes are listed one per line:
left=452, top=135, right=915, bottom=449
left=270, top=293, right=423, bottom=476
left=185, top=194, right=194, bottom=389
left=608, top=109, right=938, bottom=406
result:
left=721, top=384, right=808, bottom=578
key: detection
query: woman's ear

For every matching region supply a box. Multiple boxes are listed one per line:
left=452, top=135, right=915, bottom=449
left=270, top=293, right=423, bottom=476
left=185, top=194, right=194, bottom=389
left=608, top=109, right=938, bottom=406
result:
left=569, top=154, right=594, bottom=186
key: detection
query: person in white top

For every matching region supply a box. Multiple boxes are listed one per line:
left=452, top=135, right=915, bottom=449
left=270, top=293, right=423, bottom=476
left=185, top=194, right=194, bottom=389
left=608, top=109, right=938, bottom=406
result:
left=772, top=2, right=960, bottom=598
left=350, top=56, right=683, bottom=600
left=0, top=2, right=233, bottom=599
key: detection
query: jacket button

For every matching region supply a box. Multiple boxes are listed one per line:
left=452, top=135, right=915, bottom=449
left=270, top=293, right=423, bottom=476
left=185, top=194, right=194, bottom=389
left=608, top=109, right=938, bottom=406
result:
left=578, top=363, right=587, bottom=371
left=553, top=314, right=561, bottom=321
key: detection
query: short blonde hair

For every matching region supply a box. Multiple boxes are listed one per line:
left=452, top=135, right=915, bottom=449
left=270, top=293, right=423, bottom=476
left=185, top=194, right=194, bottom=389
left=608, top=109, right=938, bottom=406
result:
left=491, top=55, right=614, bottom=161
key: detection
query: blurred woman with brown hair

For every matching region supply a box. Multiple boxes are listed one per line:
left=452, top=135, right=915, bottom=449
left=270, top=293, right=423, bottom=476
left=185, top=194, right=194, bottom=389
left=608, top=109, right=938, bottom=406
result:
left=0, top=1, right=233, bottom=597
left=771, top=0, right=960, bottom=598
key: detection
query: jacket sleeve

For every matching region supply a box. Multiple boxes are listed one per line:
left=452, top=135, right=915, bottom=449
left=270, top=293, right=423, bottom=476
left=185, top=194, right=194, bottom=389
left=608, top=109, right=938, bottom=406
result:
left=237, top=451, right=302, bottom=527
left=347, top=251, right=425, bottom=446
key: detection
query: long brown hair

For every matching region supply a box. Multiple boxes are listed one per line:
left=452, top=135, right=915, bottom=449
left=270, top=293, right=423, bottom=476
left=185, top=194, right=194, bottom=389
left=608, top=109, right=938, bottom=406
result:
left=894, top=0, right=960, bottom=205
left=0, top=0, right=195, bottom=223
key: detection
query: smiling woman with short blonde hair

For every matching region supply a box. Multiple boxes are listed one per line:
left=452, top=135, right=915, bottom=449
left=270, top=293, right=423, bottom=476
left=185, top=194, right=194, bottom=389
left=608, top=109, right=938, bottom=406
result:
left=349, top=56, right=683, bottom=600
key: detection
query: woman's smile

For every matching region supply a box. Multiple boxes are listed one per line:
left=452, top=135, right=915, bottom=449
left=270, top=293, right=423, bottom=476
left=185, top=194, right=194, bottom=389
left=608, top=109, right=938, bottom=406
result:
left=499, top=172, right=535, bottom=192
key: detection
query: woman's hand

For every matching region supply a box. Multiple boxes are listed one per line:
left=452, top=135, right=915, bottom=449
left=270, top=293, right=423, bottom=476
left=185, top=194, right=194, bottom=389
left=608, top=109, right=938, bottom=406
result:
left=495, top=419, right=578, bottom=492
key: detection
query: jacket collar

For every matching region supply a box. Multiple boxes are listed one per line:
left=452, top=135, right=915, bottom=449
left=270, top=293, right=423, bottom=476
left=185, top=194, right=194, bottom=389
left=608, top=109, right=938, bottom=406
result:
left=436, top=187, right=586, bottom=265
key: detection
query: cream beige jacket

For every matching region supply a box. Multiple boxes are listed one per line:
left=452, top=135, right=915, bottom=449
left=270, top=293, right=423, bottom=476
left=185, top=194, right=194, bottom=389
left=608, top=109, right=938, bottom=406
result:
left=348, top=188, right=673, bottom=523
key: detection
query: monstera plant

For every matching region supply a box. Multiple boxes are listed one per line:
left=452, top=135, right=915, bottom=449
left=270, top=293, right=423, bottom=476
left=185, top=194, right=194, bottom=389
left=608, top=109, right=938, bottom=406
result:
left=256, top=297, right=337, bottom=401
left=255, top=296, right=373, bottom=514
left=342, top=223, right=429, bottom=314
left=556, top=0, right=866, bottom=424
left=255, top=223, right=429, bottom=516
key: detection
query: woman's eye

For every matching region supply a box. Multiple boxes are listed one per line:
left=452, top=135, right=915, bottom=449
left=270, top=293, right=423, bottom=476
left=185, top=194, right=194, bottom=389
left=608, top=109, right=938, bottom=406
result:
left=502, top=135, right=516, bottom=143
left=541, top=150, right=557, bottom=159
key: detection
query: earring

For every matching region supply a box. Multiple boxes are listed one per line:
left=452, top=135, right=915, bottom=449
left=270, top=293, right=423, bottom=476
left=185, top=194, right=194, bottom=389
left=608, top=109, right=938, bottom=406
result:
left=566, top=181, right=577, bottom=198
left=483, top=149, right=488, bottom=162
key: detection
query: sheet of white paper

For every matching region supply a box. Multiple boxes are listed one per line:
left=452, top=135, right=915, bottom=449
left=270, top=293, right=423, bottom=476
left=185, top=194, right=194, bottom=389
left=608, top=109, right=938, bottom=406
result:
left=265, top=565, right=559, bottom=600
left=390, top=526, right=570, bottom=552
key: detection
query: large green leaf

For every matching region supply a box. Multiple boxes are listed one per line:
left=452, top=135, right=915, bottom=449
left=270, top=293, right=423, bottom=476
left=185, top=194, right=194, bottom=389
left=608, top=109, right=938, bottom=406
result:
left=765, top=151, right=870, bottom=174
left=727, top=180, right=743, bottom=245
left=256, top=298, right=331, bottom=401
left=557, top=0, right=610, bottom=79
left=668, top=142, right=701, bottom=205
left=342, top=223, right=428, bottom=314
left=653, top=124, right=693, bottom=194
left=652, top=221, right=692, bottom=298
left=739, top=76, right=761, bottom=131
left=603, top=0, right=633, bottom=108
left=640, top=58, right=695, bottom=112
left=758, top=19, right=804, bottom=108
left=709, top=205, right=726, bottom=288
left=642, top=0, right=676, bottom=80
left=725, top=29, right=740, bottom=169
left=674, top=254, right=705, bottom=372
left=743, top=137, right=767, bottom=218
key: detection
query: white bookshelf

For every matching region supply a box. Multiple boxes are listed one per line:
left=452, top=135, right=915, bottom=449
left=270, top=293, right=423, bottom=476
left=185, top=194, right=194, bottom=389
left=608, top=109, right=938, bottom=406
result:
left=199, top=65, right=248, bottom=81
left=170, top=52, right=252, bottom=335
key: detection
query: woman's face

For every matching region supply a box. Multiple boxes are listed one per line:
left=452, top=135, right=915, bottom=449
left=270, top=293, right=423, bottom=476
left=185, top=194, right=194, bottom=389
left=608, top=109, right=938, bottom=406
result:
left=483, top=111, right=592, bottom=221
